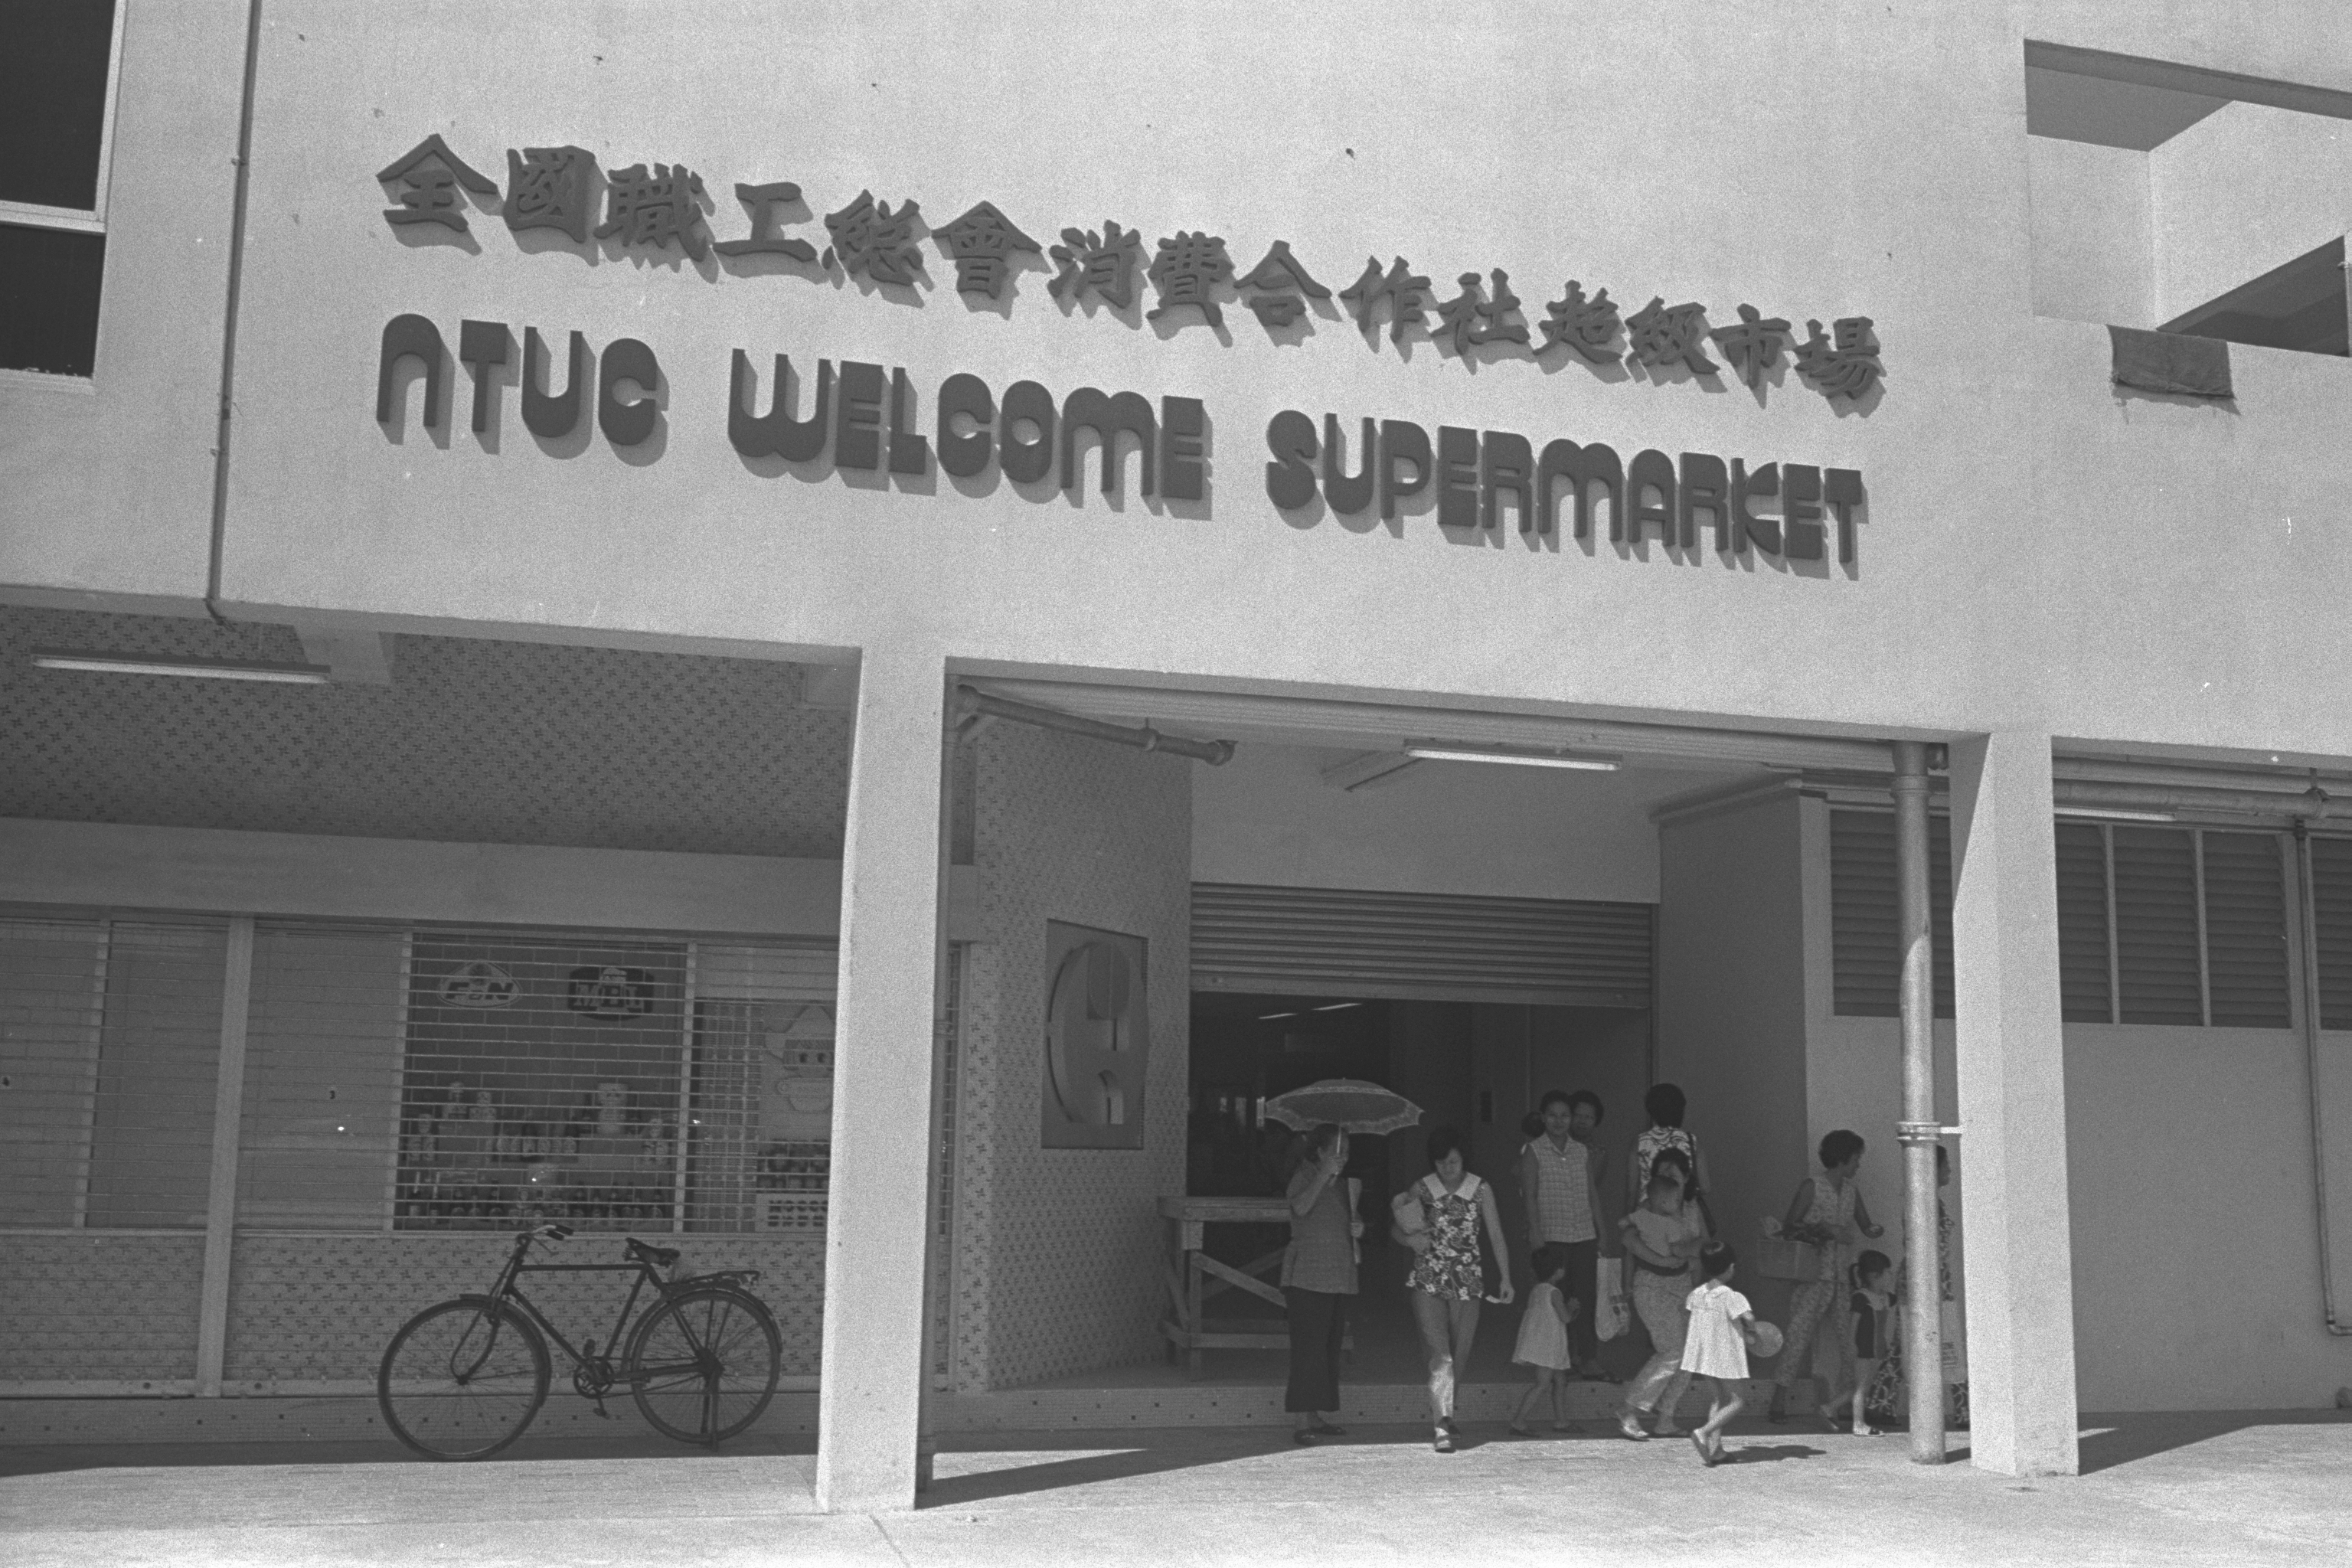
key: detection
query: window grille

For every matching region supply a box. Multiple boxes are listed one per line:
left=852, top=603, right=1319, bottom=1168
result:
left=1827, top=808, right=1955, bottom=1018
left=0, top=914, right=224, bottom=1228
left=2046, top=824, right=2292, bottom=1028
left=685, top=942, right=840, bottom=1236
left=394, top=931, right=693, bottom=1232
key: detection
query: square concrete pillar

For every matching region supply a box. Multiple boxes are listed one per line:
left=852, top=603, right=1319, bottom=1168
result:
left=1948, top=732, right=2079, bottom=1477
left=815, top=648, right=948, bottom=1514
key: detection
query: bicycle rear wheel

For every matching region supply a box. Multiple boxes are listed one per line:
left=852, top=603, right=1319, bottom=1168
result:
left=625, top=1285, right=782, bottom=1446
left=378, top=1296, right=551, bottom=1460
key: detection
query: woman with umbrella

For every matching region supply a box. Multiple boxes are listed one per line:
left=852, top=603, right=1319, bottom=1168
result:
left=1265, top=1080, right=1423, bottom=1446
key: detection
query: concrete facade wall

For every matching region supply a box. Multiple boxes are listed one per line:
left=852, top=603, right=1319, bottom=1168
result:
left=1655, top=795, right=1813, bottom=1325
left=1191, top=743, right=1673, bottom=903
left=2149, top=100, right=2352, bottom=325
left=0, top=0, right=248, bottom=610
left=2027, top=138, right=2152, bottom=328
left=950, top=722, right=1191, bottom=1390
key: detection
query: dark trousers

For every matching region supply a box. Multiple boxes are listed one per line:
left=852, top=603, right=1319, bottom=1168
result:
left=1285, top=1287, right=1348, bottom=1413
left=1556, top=1239, right=1599, bottom=1367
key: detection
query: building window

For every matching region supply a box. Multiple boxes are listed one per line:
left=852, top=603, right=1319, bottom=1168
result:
left=1, top=0, right=123, bottom=378
left=2051, top=823, right=2292, bottom=1027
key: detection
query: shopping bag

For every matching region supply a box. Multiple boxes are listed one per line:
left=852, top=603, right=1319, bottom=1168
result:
left=1594, top=1255, right=1629, bottom=1341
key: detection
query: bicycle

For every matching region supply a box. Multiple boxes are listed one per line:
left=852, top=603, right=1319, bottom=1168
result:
left=377, top=1223, right=783, bottom=1460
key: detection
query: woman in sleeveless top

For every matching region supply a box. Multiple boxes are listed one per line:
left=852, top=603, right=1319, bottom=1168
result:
left=1769, top=1129, right=1883, bottom=1426
left=1392, top=1124, right=1514, bottom=1452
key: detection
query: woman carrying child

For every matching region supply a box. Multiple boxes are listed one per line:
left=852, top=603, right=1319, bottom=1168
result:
left=1681, top=1240, right=1769, bottom=1466
left=1392, top=1125, right=1515, bottom=1453
left=1614, top=1146, right=1707, bottom=1441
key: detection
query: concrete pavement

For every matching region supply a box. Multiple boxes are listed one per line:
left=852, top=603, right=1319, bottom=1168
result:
left=3, top=1410, right=2347, bottom=1566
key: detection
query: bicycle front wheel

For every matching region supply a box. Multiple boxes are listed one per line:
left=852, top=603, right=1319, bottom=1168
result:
left=378, top=1296, right=551, bottom=1460
left=625, top=1285, right=782, bottom=1446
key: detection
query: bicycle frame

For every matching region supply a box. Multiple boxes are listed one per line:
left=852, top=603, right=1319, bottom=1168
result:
left=459, top=1229, right=756, bottom=1395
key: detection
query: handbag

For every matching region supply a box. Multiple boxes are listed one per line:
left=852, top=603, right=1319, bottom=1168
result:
left=1754, top=1217, right=1822, bottom=1281
left=1594, top=1256, right=1629, bottom=1340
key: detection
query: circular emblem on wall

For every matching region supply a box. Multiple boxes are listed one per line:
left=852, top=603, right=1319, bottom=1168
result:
left=1046, top=939, right=1133, bottom=1128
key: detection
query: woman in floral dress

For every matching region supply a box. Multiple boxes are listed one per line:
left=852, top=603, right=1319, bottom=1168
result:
left=1391, top=1125, right=1515, bottom=1452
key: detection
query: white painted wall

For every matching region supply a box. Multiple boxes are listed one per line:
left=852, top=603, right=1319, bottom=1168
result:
left=2065, top=1024, right=2352, bottom=1409
left=2150, top=100, right=2352, bottom=325
left=1191, top=744, right=1686, bottom=902
left=2028, top=138, right=2152, bottom=327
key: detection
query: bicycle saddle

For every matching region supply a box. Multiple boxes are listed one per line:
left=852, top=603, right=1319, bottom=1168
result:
left=626, top=1236, right=682, bottom=1269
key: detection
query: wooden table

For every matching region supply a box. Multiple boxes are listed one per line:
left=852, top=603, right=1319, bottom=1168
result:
left=1157, top=1194, right=1354, bottom=1380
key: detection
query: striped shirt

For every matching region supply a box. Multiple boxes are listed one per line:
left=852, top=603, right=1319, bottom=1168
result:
left=1527, top=1134, right=1596, bottom=1243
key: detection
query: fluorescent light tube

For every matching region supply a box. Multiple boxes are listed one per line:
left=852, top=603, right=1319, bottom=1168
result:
left=1404, top=745, right=1619, bottom=772
left=1257, top=1011, right=1295, bottom=1021
left=1312, top=1002, right=1360, bottom=1011
left=32, top=651, right=332, bottom=684
left=2053, top=805, right=2176, bottom=823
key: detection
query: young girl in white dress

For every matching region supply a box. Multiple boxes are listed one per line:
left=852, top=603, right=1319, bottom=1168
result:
left=1508, top=1244, right=1579, bottom=1435
left=1681, top=1240, right=1767, bottom=1466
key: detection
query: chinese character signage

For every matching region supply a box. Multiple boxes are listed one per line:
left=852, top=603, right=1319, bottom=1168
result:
left=368, top=135, right=1875, bottom=571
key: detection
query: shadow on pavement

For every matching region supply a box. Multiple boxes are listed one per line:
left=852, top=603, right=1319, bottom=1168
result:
left=1716, top=1442, right=1826, bottom=1465
left=2074, top=1409, right=2351, bottom=1476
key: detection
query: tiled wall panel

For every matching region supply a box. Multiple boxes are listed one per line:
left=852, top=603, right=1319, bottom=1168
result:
left=5, top=1235, right=205, bottom=1381
left=0, top=609, right=850, bottom=858
left=950, top=724, right=1191, bottom=1390
left=222, top=1234, right=825, bottom=1383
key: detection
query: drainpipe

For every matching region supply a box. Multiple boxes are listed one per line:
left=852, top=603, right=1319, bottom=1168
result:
left=2052, top=780, right=2333, bottom=818
left=204, top=0, right=266, bottom=623
left=1891, top=740, right=1946, bottom=1463
left=2292, top=822, right=2351, bottom=1335
left=955, top=684, right=1235, bottom=765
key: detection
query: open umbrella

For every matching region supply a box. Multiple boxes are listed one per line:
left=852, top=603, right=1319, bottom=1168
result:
left=1262, top=1079, right=1423, bottom=1136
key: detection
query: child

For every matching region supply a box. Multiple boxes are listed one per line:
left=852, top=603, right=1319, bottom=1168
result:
left=1508, top=1244, right=1582, bottom=1435
left=1680, top=1240, right=1767, bottom=1467
left=1843, top=1250, right=1896, bottom=1436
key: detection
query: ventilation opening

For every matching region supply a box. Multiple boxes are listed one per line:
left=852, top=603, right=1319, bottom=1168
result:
left=2025, top=41, right=2352, bottom=357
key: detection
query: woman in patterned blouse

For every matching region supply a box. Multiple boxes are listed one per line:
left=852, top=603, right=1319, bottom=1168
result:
left=1393, top=1124, right=1516, bottom=1452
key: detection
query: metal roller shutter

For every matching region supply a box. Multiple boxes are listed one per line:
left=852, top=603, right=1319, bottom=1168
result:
left=0, top=914, right=227, bottom=1230
left=1828, top=809, right=1954, bottom=1018
left=1189, top=883, right=1651, bottom=1007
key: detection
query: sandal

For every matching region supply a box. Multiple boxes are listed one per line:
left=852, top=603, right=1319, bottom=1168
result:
left=1310, top=1421, right=1348, bottom=1436
left=1616, top=1413, right=1651, bottom=1442
left=1689, top=1431, right=1715, bottom=1465
left=1507, top=1424, right=1534, bottom=1439
left=1434, top=1430, right=1456, bottom=1454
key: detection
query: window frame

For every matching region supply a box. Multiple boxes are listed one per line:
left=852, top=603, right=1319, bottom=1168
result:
left=0, top=1, right=128, bottom=237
